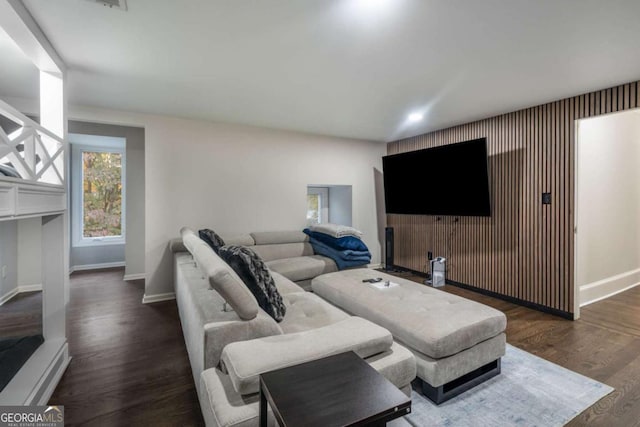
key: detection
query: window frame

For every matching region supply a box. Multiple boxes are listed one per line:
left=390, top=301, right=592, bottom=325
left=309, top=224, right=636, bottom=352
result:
left=70, top=136, right=126, bottom=248
left=307, top=187, right=329, bottom=224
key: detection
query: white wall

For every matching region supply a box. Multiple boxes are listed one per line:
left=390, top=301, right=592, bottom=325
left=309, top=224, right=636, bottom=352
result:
left=123, top=126, right=145, bottom=279
left=139, top=116, right=385, bottom=298
left=17, top=217, right=42, bottom=287
left=577, top=110, right=640, bottom=306
left=0, top=221, right=18, bottom=302
left=4, top=98, right=386, bottom=299
left=328, top=185, right=353, bottom=226
left=70, top=245, right=125, bottom=270
left=1, top=218, right=44, bottom=303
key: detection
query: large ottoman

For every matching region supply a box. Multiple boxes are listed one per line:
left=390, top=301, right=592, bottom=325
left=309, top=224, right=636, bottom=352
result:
left=312, top=269, right=507, bottom=404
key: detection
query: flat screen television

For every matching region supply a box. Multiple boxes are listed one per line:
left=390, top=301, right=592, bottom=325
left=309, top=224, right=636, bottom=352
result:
left=382, top=137, right=491, bottom=216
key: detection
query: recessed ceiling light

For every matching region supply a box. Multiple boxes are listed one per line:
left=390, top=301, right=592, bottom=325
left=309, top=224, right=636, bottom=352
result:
left=408, top=113, right=423, bottom=123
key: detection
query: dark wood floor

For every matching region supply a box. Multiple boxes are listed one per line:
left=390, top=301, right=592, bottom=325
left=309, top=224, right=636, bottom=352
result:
left=0, top=291, right=42, bottom=338
left=49, top=269, right=203, bottom=426
left=51, top=268, right=640, bottom=426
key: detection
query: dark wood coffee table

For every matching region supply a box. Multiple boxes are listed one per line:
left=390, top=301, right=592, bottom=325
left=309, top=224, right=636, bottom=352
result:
left=259, top=351, right=411, bottom=427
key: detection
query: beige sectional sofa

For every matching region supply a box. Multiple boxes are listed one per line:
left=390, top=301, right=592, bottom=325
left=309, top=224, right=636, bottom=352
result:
left=172, top=228, right=416, bottom=427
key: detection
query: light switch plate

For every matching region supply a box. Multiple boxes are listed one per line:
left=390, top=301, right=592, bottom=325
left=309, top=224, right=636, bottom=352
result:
left=1, top=265, right=6, bottom=279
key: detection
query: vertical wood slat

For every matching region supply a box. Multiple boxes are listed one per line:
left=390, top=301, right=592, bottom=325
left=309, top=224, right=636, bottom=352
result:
left=387, top=80, right=640, bottom=316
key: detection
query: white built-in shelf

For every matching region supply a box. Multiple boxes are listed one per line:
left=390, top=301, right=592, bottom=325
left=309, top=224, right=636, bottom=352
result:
left=0, top=4, right=69, bottom=406
left=1, top=96, right=68, bottom=404
left=0, top=178, right=65, bottom=220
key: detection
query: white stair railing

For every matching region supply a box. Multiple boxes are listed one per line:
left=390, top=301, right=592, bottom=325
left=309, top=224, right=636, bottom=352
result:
left=0, top=99, right=65, bottom=186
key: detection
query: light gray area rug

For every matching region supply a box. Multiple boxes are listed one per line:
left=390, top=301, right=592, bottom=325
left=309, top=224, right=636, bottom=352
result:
left=391, top=344, right=613, bottom=427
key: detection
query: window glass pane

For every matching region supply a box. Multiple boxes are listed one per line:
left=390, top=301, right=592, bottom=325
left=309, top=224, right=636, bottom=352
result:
left=307, top=194, right=320, bottom=224
left=82, top=151, right=122, bottom=238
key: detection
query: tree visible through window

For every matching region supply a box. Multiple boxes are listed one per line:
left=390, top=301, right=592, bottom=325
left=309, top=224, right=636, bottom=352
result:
left=82, top=151, right=122, bottom=237
left=307, top=194, right=320, bottom=224
left=307, top=187, right=329, bottom=225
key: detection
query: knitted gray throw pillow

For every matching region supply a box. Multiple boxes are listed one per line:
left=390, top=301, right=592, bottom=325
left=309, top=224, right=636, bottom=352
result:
left=218, top=245, right=286, bottom=322
left=199, top=228, right=225, bottom=253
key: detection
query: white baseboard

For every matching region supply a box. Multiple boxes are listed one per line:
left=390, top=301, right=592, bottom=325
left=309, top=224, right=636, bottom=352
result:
left=142, top=292, right=176, bottom=304
left=70, top=261, right=125, bottom=274
left=19, top=284, right=43, bottom=292
left=0, top=284, right=43, bottom=306
left=0, top=287, right=19, bottom=306
left=123, top=273, right=146, bottom=281
left=367, top=263, right=383, bottom=269
left=580, top=268, right=640, bottom=307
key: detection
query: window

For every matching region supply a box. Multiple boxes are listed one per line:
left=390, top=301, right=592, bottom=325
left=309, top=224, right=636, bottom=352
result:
left=82, top=151, right=122, bottom=238
left=71, top=135, right=126, bottom=247
left=307, top=187, right=329, bottom=225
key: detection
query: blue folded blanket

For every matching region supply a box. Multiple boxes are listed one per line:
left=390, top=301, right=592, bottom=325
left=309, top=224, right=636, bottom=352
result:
left=303, top=228, right=369, bottom=252
left=310, top=237, right=370, bottom=260
left=308, top=237, right=371, bottom=270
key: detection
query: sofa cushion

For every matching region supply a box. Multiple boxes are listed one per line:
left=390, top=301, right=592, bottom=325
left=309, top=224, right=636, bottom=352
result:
left=218, top=245, right=286, bottom=322
left=223, top=234, right=255, bottom=247
left=278, top=292, right=349, bottom=334
left=270, top=271, right=305, bottom=295
left=265, top=255, right=337, bottom=282
left=199, top=368, right=270, bottom=427
left=199, top=229, right=226, bottom=253
left=181, top=227, right=259, bottom=321
left=199, top=343, right=414, bottom=427
left=366, top=342, right=417, bottom=391
left=250, top=242, right=314, bottom=262
left=250, top=230, right=308, bottom=245
left=220, top=317, right=393, bottom=396
left=295, top=279, right=313, bottom=292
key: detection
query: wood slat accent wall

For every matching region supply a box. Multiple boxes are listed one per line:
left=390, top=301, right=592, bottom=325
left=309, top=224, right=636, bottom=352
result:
left=387, top=80, right=640, bottom=316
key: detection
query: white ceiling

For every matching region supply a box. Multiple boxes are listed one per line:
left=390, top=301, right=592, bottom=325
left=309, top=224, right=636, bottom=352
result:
left=0, top=26, right=39, bottom=103
left=14, top=0, right=640, bottom=142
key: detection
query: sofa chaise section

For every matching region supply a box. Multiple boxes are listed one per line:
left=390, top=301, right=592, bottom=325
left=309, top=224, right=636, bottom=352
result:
left=199, top=341, right=414, bottom=427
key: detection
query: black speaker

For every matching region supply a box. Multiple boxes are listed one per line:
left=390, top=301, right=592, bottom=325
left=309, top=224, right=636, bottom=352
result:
left=384, top=227, right=394, bottom=271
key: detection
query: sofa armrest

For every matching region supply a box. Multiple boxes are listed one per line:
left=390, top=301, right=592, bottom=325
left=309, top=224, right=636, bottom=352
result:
left=220, top=317, right=393, bottom=395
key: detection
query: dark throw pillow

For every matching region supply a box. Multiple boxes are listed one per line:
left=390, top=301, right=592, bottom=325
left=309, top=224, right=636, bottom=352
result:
left=199, top=229, right=225, bottom=253
left=218, top=245, right=286, bottom=322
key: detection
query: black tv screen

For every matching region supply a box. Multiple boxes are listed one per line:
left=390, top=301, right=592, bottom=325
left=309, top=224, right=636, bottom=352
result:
left=383, top=137, right=491, bottom=216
